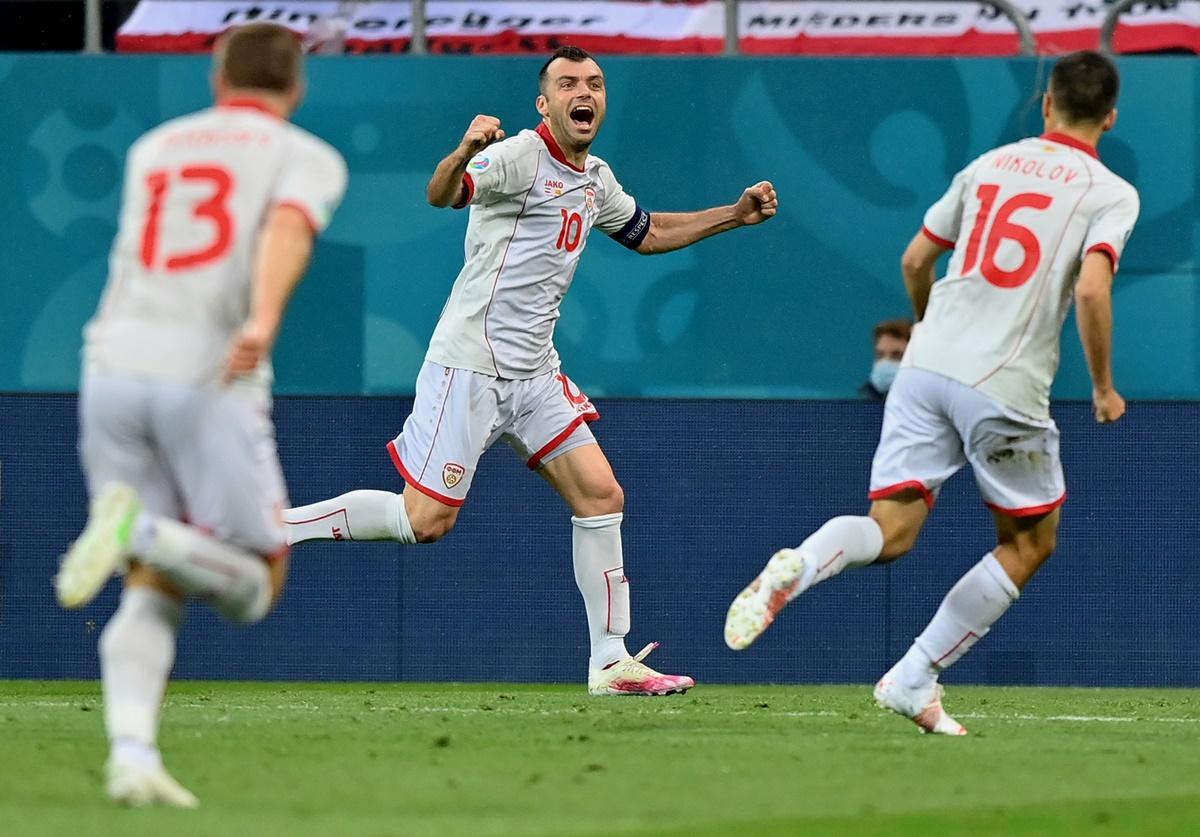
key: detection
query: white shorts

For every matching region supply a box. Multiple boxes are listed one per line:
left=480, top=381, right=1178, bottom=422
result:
left=869, top=368, right=1066, bottom=517
left=387, top=361, right=599, bottom=507
left=79, top=372, right=289, bottom=556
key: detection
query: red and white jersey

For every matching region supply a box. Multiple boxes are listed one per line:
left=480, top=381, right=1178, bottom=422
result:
left=84, top=99, right=348, bottom=390
left=426, top=124, right=646, bottom=380
left=905, top=132, right=1139, bottom=421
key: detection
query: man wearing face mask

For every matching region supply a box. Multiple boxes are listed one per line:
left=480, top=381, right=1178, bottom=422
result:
left=860, top=319, right=912, bottom=400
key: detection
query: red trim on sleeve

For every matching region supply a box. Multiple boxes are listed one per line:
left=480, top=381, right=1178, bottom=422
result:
left=536, top=123, right=586, bottom=173
left=868, top=480, right=935, bottom=510
left=921, top=226, right=955, bottom=250
left=386, top=440, right=465, bottom=508
left=985, top=493, right=1066, bottom=519
left=274, top=200, right=319, bottom=235
left=1086, top=243, right=1119, bottom=272
left=217, top=97, right=281, bottom=119
left=526, top=411, right=600, bottom=470
left=454, top=173, right=475, bottom=209
left=1040, top=132, right=1100, bottom=160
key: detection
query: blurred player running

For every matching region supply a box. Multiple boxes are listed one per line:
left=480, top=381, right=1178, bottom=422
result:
left=284, top=46, right=778, bottom=696
left=726, top=51, right=1138, bottom=734
left=55, top=24, right=347, bottom=805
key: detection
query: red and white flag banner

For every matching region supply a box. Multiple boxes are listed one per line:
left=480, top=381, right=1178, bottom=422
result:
left=116, top=1, right=726, bottom=54
left=739, top=1, right=1200, bottom=55
left=116, top=1, right=1200, bottom=56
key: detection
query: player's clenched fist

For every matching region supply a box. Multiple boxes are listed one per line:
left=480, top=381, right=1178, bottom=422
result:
left=1093, top=387, right=1126, bottom=424
left=223, top=321, right=274, bottom=383
left=734, top=181, right=778, bottom=226
left=461, top=114, right=505, bottom=155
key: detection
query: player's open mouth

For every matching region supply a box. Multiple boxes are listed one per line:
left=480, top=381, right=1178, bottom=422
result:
left=569, top=105, right=595, bottom=129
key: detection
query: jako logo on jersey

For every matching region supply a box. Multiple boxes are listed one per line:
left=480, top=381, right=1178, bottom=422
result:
left=584, top=187, right=597, bottom=212
left=470, top=157, right=490, bottom=172
left=544, top=178, right=565, bottom=196
left=332, top=526, right=344, bottom=541
left=443, top=463, right=466, bottom=489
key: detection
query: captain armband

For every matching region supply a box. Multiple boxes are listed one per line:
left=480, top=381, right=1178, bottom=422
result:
left=609, top=205, right=651, bottom=250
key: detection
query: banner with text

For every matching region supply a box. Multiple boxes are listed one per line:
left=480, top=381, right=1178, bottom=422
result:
left=116, top=1, right=726, bottom=54
left=739, top=1, right=1200, bottom=55
left=117, top=1, right=1200, bottom=55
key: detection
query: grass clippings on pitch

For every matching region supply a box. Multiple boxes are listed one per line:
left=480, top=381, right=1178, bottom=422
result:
left=1, top=681, right=1198, bottom=836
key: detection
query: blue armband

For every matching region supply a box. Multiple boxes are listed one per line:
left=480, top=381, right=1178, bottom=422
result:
left=609, top=205, right=651, bottom=250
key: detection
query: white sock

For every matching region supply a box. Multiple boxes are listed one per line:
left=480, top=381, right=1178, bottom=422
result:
left=131, top=514, right=272, bottom=624
left=572, top=513, right=631, bottom=669
left=898, top=552, right=1020, bottom=689
left=796, top=516, right=884, bottom=589
left=100, top=586, right=181, bottom=750
left=282, top=490, right=416, bottom=545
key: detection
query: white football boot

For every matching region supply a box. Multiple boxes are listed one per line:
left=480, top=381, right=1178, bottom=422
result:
left=588, top=643, right=695, bottom=696
left=873, top=663, right=968, bottom=736
left=724, top=548, right=808, bottom=650
left=106, top=756, right=200, bottom=808
left=55, top=482, right=141, bottom=609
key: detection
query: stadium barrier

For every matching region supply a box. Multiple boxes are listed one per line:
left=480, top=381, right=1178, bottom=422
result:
left=2, top=394, right=1196, bottom=687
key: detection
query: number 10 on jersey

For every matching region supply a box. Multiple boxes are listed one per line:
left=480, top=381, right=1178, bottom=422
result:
left=556, top=209, right=583, bottom=253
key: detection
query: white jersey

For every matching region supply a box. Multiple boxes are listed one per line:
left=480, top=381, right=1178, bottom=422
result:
left=426, top=124, right=645, bottom=379
left=84, top=99, right=348, bottom=390
left=905, top=132, right=1140, bottom=421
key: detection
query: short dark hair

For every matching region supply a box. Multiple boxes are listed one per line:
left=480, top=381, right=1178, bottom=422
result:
left=538, top=46, right=597, bottom=92
left=1049, top=51, right=1120, bottom=126
left=873, top=319, right=912, bottom=343
left=215, top=23, right=302, bottom=93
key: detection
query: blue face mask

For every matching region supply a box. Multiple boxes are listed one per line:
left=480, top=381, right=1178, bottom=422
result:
left=870, top=359, right=900, bottom=394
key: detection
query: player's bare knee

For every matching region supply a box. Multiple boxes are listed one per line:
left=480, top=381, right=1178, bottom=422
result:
left=409, top=505, right=458, bottom=543
left=1020, top=536, right=1055, bottom=567
left=575, top=478, right=623, bottom=517
left=598, top=480, right=624, bottom=514
left=877, top=528, right=918, bottom=561
left=869, top=513, right=920, bottom=561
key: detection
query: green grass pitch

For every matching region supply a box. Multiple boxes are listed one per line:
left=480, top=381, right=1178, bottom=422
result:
left=2, top=681, right=1198, bottom=836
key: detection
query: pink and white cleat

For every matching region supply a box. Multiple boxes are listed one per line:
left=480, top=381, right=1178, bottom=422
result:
left=873, top=668, right=967, bottom=736
left=588, top=643, right=695, bottom=696
left=724, top=549, right=808, bottom=650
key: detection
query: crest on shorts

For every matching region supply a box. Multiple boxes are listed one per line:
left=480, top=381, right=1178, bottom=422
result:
left=584, top=187, right=597, bottom=212
left=442, top=463, right=466, bottom=489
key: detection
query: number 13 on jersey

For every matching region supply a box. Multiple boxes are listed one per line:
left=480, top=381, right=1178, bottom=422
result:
left=963, top=184, right=1053, bottom=289
left=140, top=165, right=236, bottom=272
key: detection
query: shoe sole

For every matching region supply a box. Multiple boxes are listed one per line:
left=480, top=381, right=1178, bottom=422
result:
left=108, top=781, right=199, bottom=809
left=589, top=685, right=693, bottom=697
left=107, top=765, right=199, bottom=809
left=724, top=550, right=804, bottom=650
left=56, top=483, right=139, bottom=609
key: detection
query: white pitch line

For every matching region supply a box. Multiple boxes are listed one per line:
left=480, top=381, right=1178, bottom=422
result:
left=3, top=700, right=1198, bottom=724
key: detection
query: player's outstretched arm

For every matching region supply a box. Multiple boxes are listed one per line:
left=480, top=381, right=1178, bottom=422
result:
left=634, top=181, right=777, bottom=255
left=223, top=205, right=314, bottom=382
left=1075, top=250, right=1125, bottom=424
left=427, top=115, right=505, bottom=207
left=900, top=231, right=947, bottom=321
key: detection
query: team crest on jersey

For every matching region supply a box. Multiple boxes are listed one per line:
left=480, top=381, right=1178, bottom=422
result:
left=442, top=463, right=466, bottom=489
left=544, top=178, right=565, bottom=196
left=469, top=156, right=490, bottom=172
left=584, top=187, right=597, bottom=212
